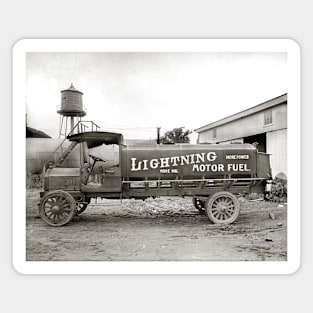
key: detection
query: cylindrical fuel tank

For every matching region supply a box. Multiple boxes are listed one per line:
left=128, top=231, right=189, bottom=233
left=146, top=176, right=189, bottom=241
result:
left=26, top=138, right=81, bottom=174
left=88, top=144, right=120, bottom=174
left=26, top=138, right=120, bottom=175
left=121, top=143, right=258, bottom=180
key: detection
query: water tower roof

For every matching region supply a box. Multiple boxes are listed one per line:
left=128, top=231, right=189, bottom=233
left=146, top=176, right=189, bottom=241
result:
left=61, top=83, right=83, bottom=95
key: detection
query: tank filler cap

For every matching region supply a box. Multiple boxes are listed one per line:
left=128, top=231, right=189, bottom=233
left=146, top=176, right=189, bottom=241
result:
left=68, top=83, right=76, bottom=90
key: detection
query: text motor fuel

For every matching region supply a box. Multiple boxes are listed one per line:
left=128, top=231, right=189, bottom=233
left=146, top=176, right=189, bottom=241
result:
left=123, top=144, right=256, bottom=180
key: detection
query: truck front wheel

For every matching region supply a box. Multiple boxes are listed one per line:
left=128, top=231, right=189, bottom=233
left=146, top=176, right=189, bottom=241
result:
left=205, top=192, right=240, bottom=224
left=39, top=190, right=76, bottom=226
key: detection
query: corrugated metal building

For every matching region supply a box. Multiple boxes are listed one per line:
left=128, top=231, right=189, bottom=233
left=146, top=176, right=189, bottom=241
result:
left=195, top=94, right=287, bottom=177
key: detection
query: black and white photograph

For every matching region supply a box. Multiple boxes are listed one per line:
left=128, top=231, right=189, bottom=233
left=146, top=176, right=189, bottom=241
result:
left=13, top=39, right=300, bottom=274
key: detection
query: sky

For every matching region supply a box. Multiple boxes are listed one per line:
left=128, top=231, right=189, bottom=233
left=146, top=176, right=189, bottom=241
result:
left=26, top=52, right=287, bottom=143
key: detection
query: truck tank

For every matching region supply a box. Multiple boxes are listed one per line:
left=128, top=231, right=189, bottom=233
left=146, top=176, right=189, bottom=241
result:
left=121, top=143, right=260, bottom=181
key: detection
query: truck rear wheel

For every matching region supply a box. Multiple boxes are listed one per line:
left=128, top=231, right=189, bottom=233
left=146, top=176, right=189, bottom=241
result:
left=205, top=191, right=240, bottom=224
left=39, top=190, right=76, bottom=226
left=192, top=197, right=206, bottom=215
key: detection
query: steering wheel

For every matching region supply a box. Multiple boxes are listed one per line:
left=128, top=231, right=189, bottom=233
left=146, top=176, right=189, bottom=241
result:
left=88, top=154, right=106, bottom=163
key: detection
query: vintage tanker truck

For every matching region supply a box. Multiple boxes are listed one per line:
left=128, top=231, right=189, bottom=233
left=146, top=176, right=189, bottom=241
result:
left=39, top=126, right=272, bottom=226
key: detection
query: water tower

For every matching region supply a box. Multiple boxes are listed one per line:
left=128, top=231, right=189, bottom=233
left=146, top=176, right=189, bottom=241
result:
left=57, top=84, right=86, bottom=138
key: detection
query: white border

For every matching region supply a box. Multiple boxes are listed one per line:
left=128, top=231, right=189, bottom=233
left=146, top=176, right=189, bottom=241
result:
left=13, top=39, right=301, bottom=275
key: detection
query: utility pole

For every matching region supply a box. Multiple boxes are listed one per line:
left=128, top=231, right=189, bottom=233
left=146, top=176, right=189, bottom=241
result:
left=157, top=127, right=161, bottom=144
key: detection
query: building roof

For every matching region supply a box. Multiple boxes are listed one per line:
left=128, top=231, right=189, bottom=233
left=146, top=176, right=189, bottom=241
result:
left=195, top=93, right=287, bottom=133
left=26, top=126, right=51, bottom=138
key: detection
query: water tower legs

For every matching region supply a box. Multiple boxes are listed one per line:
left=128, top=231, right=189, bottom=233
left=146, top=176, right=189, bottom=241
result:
left=59, top=115, right=81, bottom=138
left=71, top=116, right=74, bottom=133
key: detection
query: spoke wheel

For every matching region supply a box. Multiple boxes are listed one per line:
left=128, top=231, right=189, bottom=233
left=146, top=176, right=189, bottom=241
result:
left=39, top=191, right=76, bottom=226
left=192, top=197, right=206, bottom=215
left=76, top=202, right=88, bottom=215
left=205, top=192, right=240, bottom=224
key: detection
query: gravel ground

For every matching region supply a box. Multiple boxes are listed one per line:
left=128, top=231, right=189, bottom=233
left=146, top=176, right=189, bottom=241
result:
left=26, top=189, right=287, bottom=261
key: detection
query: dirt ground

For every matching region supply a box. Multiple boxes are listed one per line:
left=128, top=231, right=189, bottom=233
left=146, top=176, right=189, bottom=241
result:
left=26, top=190, right=287, bottom=261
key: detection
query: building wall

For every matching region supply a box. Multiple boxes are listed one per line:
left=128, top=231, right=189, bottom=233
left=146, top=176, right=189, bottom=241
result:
left=197, top=103, right=287, bottom=144
left=196, top=102, right=287, bottom=177
left=266, top=129, right=287, bottom=177
left=217, top=138, right=244, bottom=144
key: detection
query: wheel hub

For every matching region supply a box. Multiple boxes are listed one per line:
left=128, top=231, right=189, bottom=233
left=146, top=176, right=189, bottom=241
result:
left=217, top=203, right=227, bottom=213
left=51, top=204, right=63, bottom=214
left=220, top=206, right=226, bottom=213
